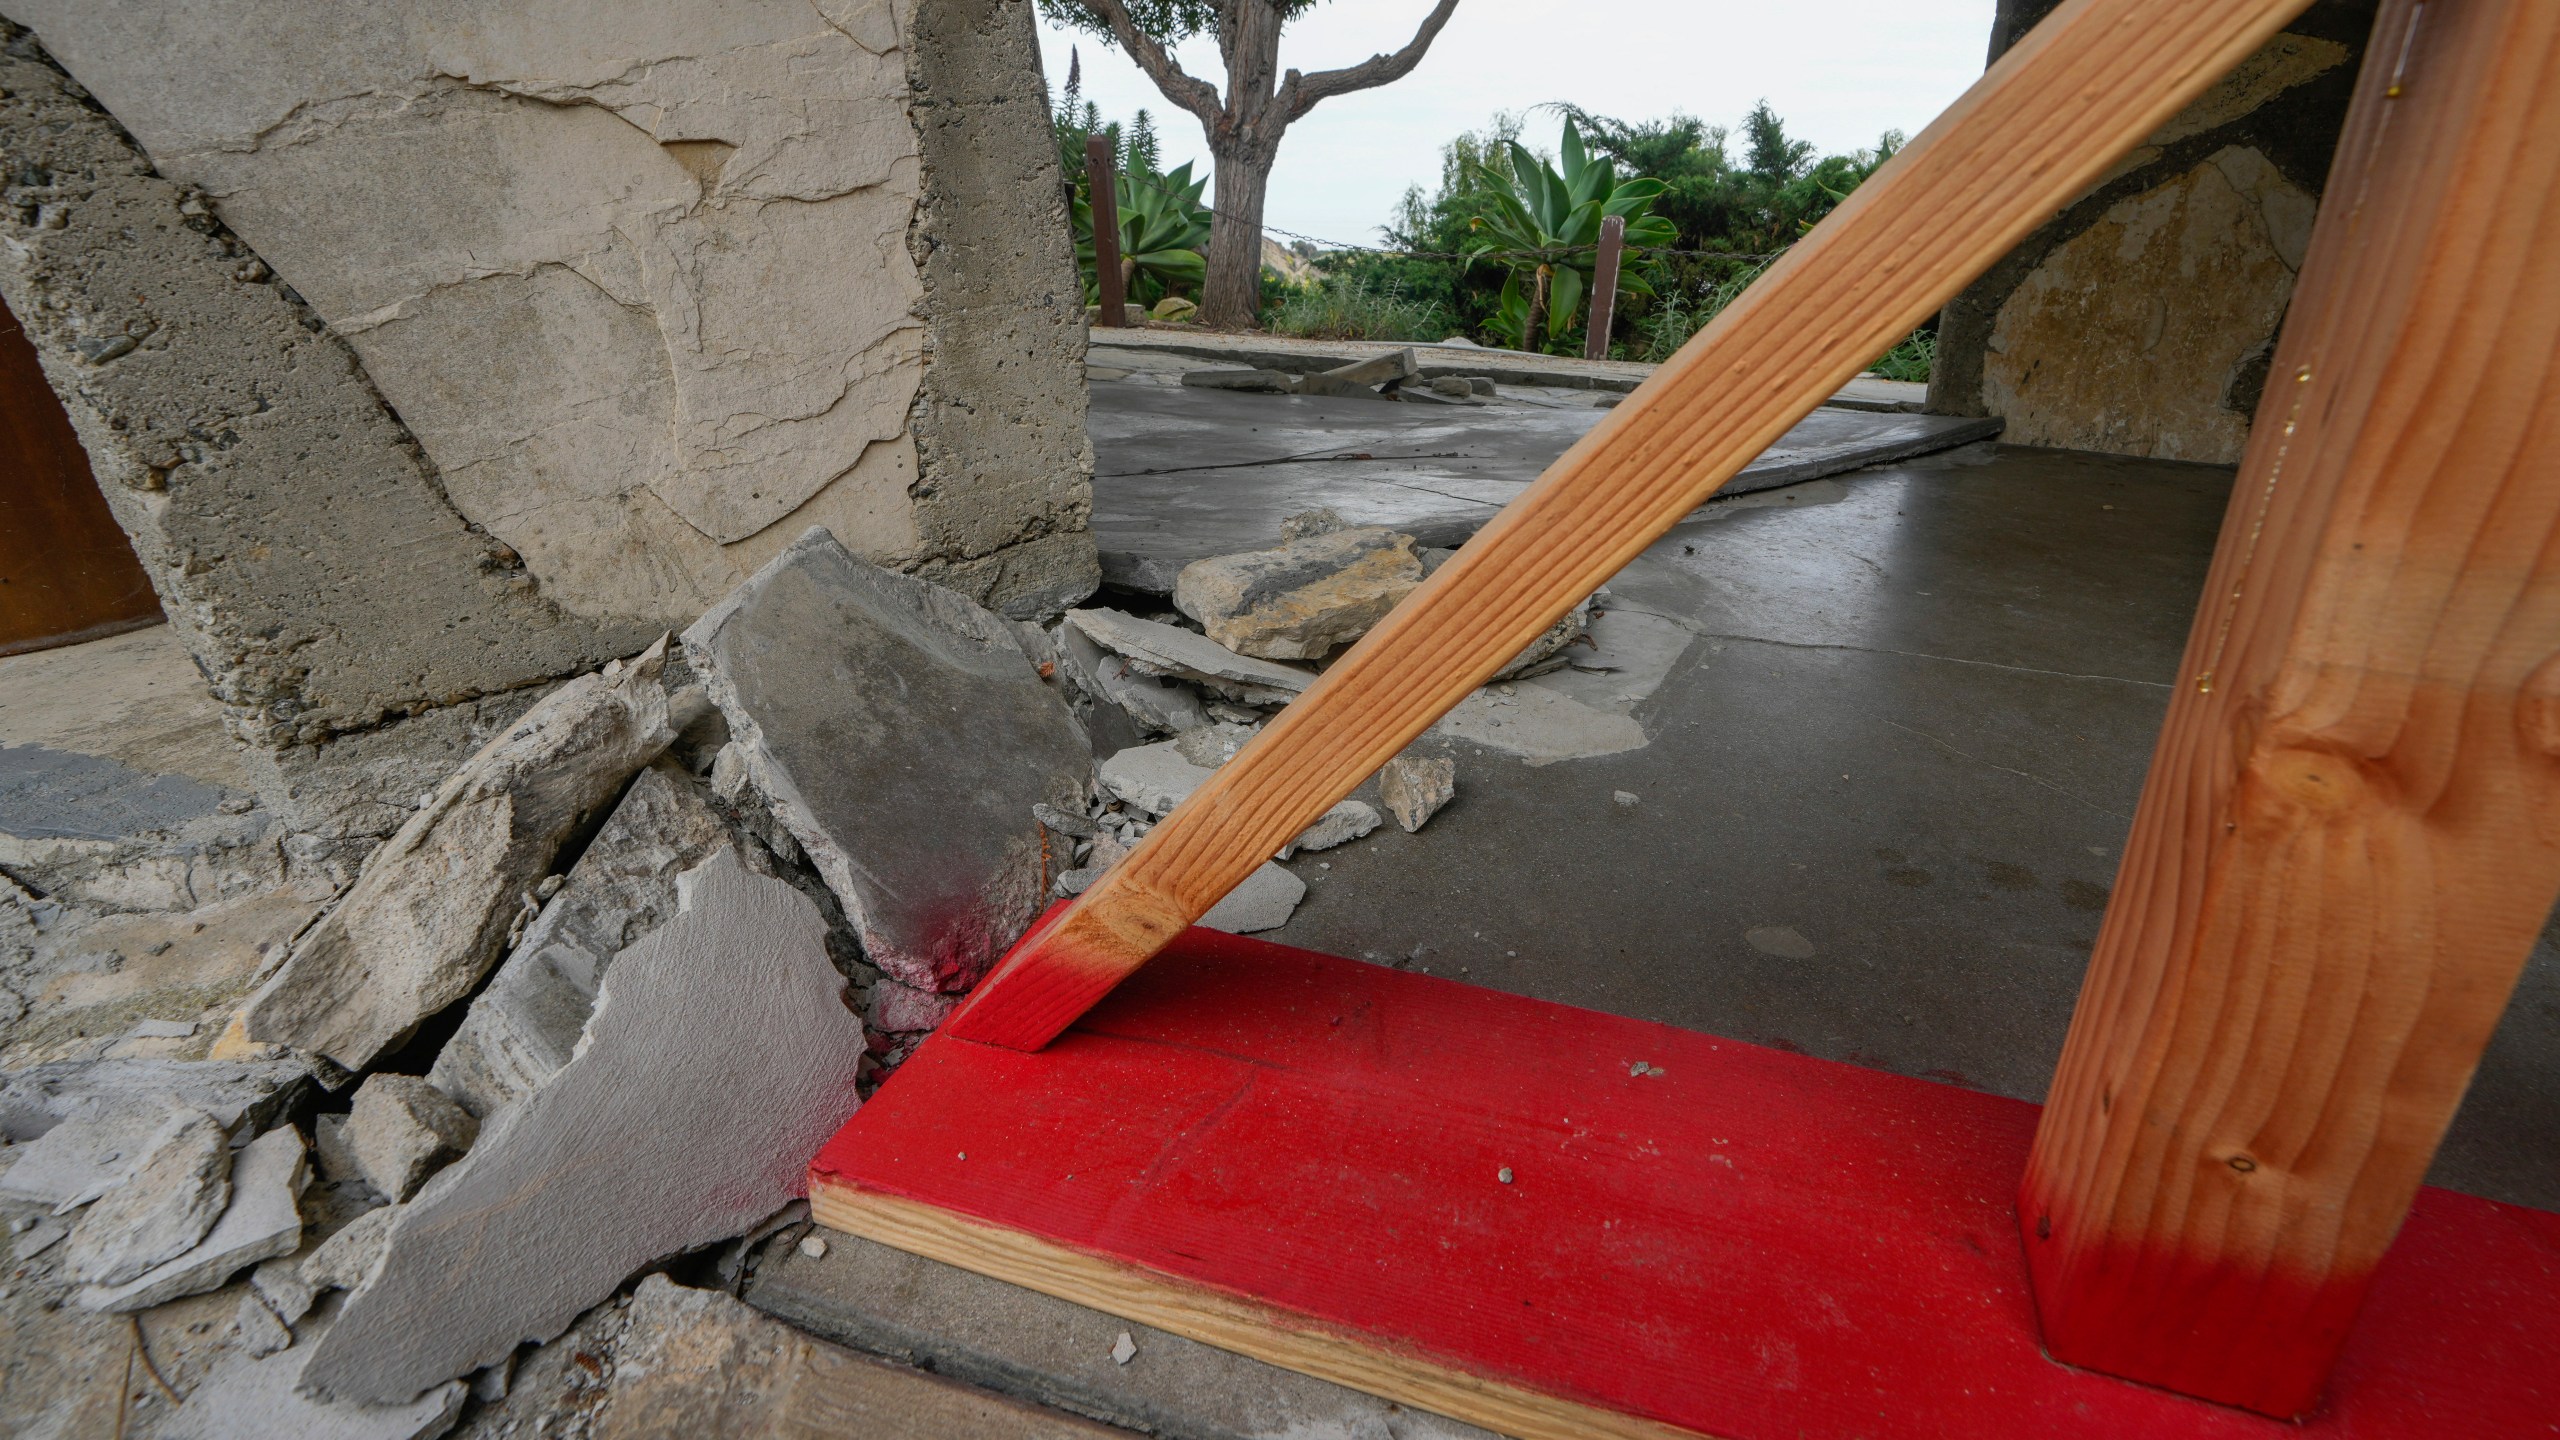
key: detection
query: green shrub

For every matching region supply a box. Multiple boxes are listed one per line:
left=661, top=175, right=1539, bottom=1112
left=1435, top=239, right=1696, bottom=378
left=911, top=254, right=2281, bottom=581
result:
left=1870, top=328, right=1937, bottom=384
left=1265, top=275, right=1452, bottom=343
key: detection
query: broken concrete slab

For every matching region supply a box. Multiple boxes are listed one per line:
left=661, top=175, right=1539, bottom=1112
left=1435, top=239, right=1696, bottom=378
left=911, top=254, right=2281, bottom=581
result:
left=1171, top=722, right=1259, bottom=769
left=158, top=1342, right=465, bottom=1440
left=1173, top=528, right=1424, bottom=661
left=1290, top=801, right=1380, bottom=854
left=252, top=1256, right=316, bottom=1326
left=1198, top=864, right=1304, bottom=935
left=237, top=646, right=677, bottom=1073
left=426, top=762, right=740, bottom=1119
left=1064, top=610, right=1312, bottom=705
left=1097, top=743, right=1214, bottom=820
left=346, top=1076, right=476, bottom=1204
left=1431, top=682, right=1649, bottom=766
left=1089, top=651, right=1208, bottom=736
left=0, top=1056, right=307, bottom=1149
left=302, top=1202, right=397, bottom=1296
left=1496, top=597, right=1594, bottom=680
left=685, top=530, right=1090, bottom=994
left=1297, top=347, right=1420, bottom=399
left=2, top=1097, right=192, bottom=1210
left=77, top=1124, right=307, bottom=1312
left=748, top=1231, right=1502, bottom=1440
left=594, top=1274, right=1126, bottom=1439
left=304, top=848, right=867, bottom=1403
left=1048, top=623, right=1155, bottom=759
left=1381, top=754, right=1457, bottom=833
left=61, top=1106, right=229, bottom=1286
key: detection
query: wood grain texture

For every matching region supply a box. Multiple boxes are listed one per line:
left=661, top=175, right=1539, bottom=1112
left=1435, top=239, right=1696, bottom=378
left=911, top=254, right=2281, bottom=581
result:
left=2021, top=0, right=2560, bottom=1417
left=944, top=0, right=2320, bottom=1051
left=0, top=289, right=160, bottom=656
left=819, top=921, right=2560, bottom=1440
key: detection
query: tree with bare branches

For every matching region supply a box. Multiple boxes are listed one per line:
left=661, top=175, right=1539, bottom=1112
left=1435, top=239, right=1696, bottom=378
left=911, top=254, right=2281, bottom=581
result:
left=1041, top=0, right=1463, bottom=329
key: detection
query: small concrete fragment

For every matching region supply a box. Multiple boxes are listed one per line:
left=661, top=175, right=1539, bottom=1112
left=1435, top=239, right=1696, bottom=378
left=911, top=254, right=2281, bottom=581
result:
left=1, top=1098, right=189, bottom=1209
left=313, top=1113, right=364, bottom=1186
left=253, top=1256, right=318, bottom=1326
left=235, top=1291, right=294, bottom=1357
left=1173, top=528, right=1424, bottom=660
left=1280, top=508, right=1347, bottom=542
left=1495, top=598, right=1594, bottom=680
left=869, top=981, right=962, bottom=1036
left=685, top=530, right=1090, bottom=993
left=157, top=1344, right=464, bottom=1440
left=237, top=645, right=676, bottom=1072
left=1097, top=743, right=1215, bottom=820
left=302, top=1204, right=399, bottom=1296
left=1292, top=802, right=1381, bottom=854
left=427, top=763, right=740, bottom=1119
left=1090, top=651, right=1208, bottom=735
left=78, top=1126, right=308, bottom=1312
left=62, top=1106, right=231, bottom=1286
left=347, top=1076, right=478, bottom=1204
left=1064, top=609, right=1313, bottom=704
left=1296, top=348, right=1419, bottom=399
left=1381, top=754, right=1457, bottom=833
left=304, top=849, right=868, bottom=1404
left=1171, top=722, right=1258, bottom=769
left=1198, top=864, right=1305, bottom=935
left=12, top=1216, right=67, bottom=1258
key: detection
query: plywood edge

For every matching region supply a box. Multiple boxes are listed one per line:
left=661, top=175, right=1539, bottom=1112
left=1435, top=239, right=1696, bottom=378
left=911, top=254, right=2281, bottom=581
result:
left=810, top=1180, right=1716, bottom=1440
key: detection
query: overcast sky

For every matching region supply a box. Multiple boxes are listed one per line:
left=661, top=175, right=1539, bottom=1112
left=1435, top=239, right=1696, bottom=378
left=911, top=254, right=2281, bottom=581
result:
left=1035, top=1, right=1999, bottom=249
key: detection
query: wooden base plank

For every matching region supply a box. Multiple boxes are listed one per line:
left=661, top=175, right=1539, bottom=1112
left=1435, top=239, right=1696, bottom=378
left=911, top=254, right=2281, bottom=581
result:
left=813, top=924, right=2560, bottom=1440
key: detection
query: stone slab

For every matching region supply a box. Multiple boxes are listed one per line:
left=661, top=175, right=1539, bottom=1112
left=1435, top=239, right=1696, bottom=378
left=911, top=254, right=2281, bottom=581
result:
left=426, top=761, right=740, bottom=1119
left=685, top=529, right=1090, bottom=993
left=0, top=1057, right=307, bottom=1178
left=304, top=848, right=867, bottom=1403
left=1087, top=382, right=2002, bottom=591
left=749, top=1230, right=1500, bottom=1440
left=159, top=1341, right=464, bottom=1440
left=1063, top=610, right=1313, bottom=705
left=77, top=1124, right=307, bottom=1312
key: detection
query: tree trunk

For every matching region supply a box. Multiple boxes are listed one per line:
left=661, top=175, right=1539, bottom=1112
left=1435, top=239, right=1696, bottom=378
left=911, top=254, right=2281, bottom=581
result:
left=1202, top=143, right=1273, bottom=329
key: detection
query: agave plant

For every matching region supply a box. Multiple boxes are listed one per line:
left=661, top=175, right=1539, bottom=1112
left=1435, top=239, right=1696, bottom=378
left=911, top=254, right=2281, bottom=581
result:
left=1074, top=160, right=1211, bottom=309
left=1466, top=120, right=1676, bottom=353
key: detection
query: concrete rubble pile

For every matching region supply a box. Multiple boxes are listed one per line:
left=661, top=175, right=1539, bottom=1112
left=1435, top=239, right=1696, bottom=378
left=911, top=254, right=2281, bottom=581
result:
left=0, top=517, right=1528, bottom=1438
left=1180, top=347, right=1497, bottom=405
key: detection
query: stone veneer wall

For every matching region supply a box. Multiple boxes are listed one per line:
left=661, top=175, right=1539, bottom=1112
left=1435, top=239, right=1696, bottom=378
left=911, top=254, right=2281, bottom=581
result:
left=2, top=0, right=1093, bottom=635
left=1927, top=0, right=2378, bottom=464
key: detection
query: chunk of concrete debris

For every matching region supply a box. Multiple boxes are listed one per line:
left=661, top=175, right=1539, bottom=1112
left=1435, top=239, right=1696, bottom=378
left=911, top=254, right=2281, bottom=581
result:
left=1180, top=367, right=1298, bottom=394
left=304, top=848, right=868, bottom=1404
left=427, top=762, right=742, bottom=1119
left=1495, top=597, right=1595, bottom=680
left=1049, top=622, right=1156, bottom=757
left=685, top=530, right=1090, bottom=994
left=1198, top=864, right=1306, bottom=935
left=1291, top=801, right=1381, bottom=854
left=63, top=1106, right=230, bottom=1286
left=1091, top=649, right=1209, bottom=735
left=1174, top=528, right=1424, bottom=661
left=157, top=1344, right=464, bottom=1440
left=347, top=1075, right=477, bottom=1204
left=313, top=1112, right=364, bottom=1186
left=1280, top=508, right=1347, bottom=542
left=253, top=1256, right=317, bottom=1325
left=1098, top=742, right=1215, bottom=820
left=1031, top=802, right=1098, bottom=840
left=235, top=1290, right=294, bottom=1357
left=1380, top=754, right=1457, bottom=833
left=13, top=1216, right=66, bottom=1258
left=1296, top=348, right=1419, bottom=399
left=0, top=1056, right=307, bottom=1164
left=79, top=1125, right=308, bottom=1312
left=1171, top=721, right=1259, bottom=769
left=1065, top=609, right=1313, bottom=704
left=237, top=643, right=677, bottom=1072
left=2, top=1095, right=200, bottom=1209
left=302, top=1203, right=399, bottom=1296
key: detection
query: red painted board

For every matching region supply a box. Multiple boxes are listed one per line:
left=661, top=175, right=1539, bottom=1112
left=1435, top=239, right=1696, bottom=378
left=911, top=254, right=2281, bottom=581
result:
left=814, top=923, right=2560, bottom=1439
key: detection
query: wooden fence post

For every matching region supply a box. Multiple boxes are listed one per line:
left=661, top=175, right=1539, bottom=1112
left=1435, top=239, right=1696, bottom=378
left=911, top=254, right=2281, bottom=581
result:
left=2021, top=0, right=2560, bottom=1417
left=1584, top=214, right=1625, bottom=362
left=1087, top=136, right=1125, bottom=328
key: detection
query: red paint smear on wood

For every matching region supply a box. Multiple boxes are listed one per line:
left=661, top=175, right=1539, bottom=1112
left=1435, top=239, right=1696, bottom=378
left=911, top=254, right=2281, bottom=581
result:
left=817, top=923, right=2560, bottom=1439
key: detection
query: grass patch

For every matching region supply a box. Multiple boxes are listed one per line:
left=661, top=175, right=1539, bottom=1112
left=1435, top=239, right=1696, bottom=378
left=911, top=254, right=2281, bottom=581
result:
left=1266, top=275, right=1452, bottom=343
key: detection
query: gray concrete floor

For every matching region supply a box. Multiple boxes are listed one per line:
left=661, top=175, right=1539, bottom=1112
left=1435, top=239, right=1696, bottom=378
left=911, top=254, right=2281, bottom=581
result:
left=1250, top=443, right=2560, bottom=1212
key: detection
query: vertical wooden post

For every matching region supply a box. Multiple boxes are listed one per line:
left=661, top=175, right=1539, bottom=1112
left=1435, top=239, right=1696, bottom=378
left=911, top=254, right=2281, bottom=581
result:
left=1087, top=136, right=1125, bottom=328
left=2022, top=0, right=2560, bottom=1417
left=1584, top=214, right=1625, bottom=362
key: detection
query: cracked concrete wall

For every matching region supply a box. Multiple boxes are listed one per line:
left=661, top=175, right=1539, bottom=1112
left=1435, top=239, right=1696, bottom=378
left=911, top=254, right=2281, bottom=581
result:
left=3, top=0, right=1093, bottom=627
left=1928, top=1, right=2376, bottom=464
left=0, top=30, right=650, bottom=750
